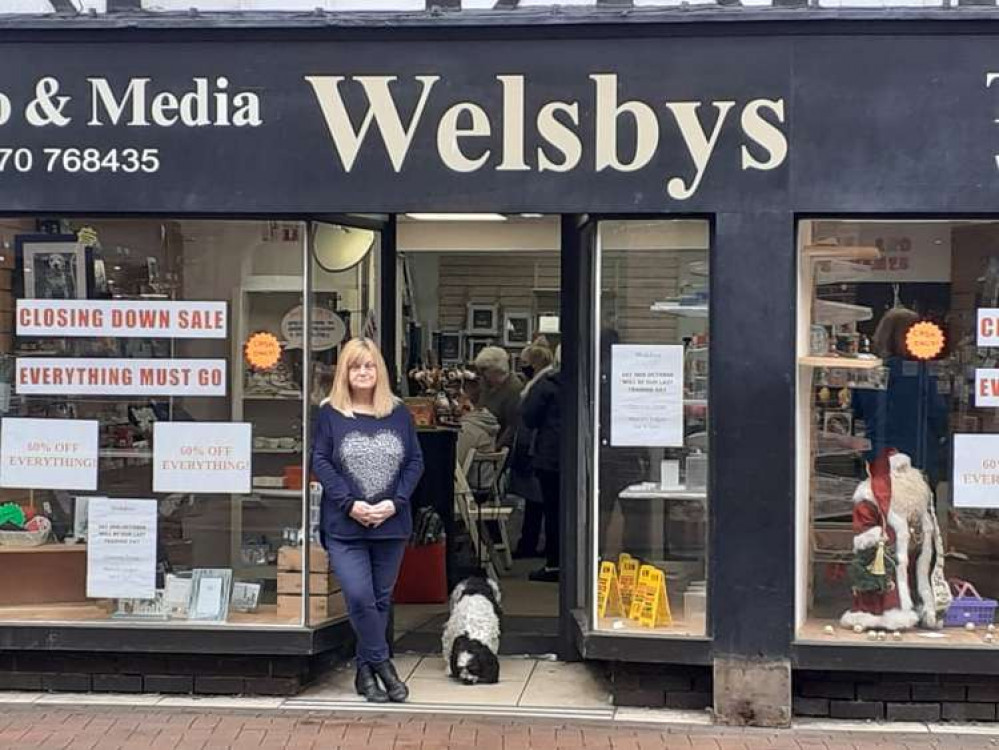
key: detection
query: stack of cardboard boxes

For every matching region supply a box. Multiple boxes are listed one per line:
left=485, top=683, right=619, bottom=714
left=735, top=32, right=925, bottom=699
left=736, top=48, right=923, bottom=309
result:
left=276, top=545, right=346, bottom=624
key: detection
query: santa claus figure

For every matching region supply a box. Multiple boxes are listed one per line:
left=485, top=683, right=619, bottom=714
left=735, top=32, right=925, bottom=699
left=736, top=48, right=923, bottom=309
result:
left=841, top=449, right=947, bottom=631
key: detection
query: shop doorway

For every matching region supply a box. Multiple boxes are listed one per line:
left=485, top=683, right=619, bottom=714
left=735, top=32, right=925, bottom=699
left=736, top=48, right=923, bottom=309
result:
left=389, top=213, right=564, bottom=657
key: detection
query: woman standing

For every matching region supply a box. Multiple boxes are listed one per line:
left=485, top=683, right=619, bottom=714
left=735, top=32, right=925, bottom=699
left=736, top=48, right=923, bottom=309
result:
left=313, top=338, right=424, bottom=703
left=521, top=345, right=562, bottom=582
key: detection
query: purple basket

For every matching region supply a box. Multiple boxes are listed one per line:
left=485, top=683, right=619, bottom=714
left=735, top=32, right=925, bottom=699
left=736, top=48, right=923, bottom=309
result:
left=944, top=580, right=998, bottom=628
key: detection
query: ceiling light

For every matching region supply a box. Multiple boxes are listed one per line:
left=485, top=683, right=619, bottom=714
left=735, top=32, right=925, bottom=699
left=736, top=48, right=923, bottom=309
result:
left=405, top=213, right=507, bottom=222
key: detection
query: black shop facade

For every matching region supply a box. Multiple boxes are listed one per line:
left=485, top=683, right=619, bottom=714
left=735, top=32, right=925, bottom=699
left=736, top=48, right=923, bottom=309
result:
left=4, top=12, right=999, bottom=726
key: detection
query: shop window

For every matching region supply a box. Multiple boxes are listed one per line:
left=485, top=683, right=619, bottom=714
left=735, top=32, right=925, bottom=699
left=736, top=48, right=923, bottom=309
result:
left=0, top=217, right=371, bottom=629
left=593, top=219, right=710, bottom=637
left=798, top=219, right=999, bottom=646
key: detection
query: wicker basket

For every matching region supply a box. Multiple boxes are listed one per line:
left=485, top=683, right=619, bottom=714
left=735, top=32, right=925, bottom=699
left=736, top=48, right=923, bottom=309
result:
left=944, top=579, right=998, bottom=627
left=0, top=516, right=51, bottom=547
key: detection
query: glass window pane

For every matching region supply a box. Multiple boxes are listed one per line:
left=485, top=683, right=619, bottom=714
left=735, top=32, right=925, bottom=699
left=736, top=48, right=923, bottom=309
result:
left=306, top=221, right=381, bottom=626
left=799, top=219, right=999, bottom=645
left=0, top=218, right=305, bottom=627
left=594, top=219, right=710, bottom=637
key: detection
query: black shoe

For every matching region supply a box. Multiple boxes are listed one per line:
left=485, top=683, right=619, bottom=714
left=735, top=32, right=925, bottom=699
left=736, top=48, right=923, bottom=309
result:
left=372, top=659, right=409, bottom=703
left=355, top=663, right=389, bottom=703
left=529, top=566, right=560, bottom=583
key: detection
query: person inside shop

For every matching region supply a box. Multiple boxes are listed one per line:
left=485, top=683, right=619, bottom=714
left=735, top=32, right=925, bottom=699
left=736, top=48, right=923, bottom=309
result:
left=312, top=337, right=424, bottom=704
left=511, top=343, right=555, bottom=560
left=473, top=346, right=523, bottom=449
left=456, top=375, right=500, bottom=485
left=521, top=345, right=563, bottom=583
left=853, top=307, right=948, bottom=484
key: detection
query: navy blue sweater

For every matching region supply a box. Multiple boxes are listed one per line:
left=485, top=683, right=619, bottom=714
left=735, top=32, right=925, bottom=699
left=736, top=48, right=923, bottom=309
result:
left=312, top=403, right=424, bottom=544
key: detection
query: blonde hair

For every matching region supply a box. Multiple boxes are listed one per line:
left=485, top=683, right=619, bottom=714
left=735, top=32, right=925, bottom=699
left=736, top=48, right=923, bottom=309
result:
left=520, top=344, right=553, bottom=371
left=328, top=338, right=397, bottom=418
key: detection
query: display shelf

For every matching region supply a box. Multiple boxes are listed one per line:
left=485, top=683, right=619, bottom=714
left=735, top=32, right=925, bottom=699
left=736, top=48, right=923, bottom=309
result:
left=596, top=616, right=705, bottom=638
left=250, top=488, right=302, bottom=499
left=99, top=448, right=153, bottom=459
left=650, top=302, right=708, bottom=317
left=798, top=619, right=994, bottom=646
left=815, top=258, right=875, bottom=285
left=252, top=448, right=301, bottom=455
left=243, top=394, right=302, bottom=401
left=798, top=356, right=883, bottom=370
left=684, top=399, right=708, bottom=407
left=813, top=299, right=874, bottom=326
left=619, top=484, right=707, bottom=501
left=0, top=543, right=86, bottom=554
left=803, top=244, right=882, bottom=260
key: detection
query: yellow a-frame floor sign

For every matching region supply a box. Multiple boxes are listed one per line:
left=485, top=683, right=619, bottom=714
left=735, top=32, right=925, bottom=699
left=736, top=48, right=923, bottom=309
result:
left=629, top=564, right=673, bottom=628
left=597, top=560, right=624, bottom=618
left=617, top=553, right=639, bottom=609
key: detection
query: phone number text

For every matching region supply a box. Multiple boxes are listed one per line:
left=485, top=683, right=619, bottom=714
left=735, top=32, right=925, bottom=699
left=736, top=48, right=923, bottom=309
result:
left=0, top=147, right=161, bottom=174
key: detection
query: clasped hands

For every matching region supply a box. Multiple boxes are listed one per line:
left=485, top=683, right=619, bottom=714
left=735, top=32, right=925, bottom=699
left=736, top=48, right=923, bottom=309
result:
left=349, top=499, right=396, bottom=528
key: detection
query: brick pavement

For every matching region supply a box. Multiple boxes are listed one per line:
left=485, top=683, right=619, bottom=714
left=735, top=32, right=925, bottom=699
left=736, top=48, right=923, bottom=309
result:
left=0, top=705, right=998, bottom=750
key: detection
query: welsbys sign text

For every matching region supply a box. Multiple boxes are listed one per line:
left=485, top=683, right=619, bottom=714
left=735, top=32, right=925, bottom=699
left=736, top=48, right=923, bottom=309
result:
left=1, top=35, right=998, bottom=213
left=0, top=73, right=785, bottom=203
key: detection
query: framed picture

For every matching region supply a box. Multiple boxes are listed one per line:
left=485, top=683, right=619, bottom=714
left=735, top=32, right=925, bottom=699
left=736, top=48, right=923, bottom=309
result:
left=467, top=337, right=493, bottom=363
left=466, top=303, right=498, bottom=335
left=822, top=410, right=853, bottom=437
left=17, top=235, right=88, bottom=300
left=230, top=582, right=262, bottom=614
left=503, top=312, right=532, bottom=347
left=437, top=331, right=463, bottom=365
left=187, top=568, right=233, bottom=622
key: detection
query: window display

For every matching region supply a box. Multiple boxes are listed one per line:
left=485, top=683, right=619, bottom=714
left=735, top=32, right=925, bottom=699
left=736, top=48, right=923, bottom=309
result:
left=798, top=219, right=999, bottom=646
left=593, top=219, right=710, bottom=637
left=0, top=217, right=365, bottom=629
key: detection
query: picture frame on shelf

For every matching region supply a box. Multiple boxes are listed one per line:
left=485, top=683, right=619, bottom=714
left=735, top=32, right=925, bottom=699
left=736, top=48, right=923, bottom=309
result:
left=437, top=331, right=463, bottom=365
left=187, top=568, right=233, bottom=622
left=503, top=311, right=532, bottom=347
left=466, top=303, right=498, bottom=335
left=17, top=235, right=89, bottom=300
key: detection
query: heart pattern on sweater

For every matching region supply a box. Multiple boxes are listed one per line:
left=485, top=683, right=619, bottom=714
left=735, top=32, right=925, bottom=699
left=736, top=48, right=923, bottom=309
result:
left=340, top=430, right=405, bottom=499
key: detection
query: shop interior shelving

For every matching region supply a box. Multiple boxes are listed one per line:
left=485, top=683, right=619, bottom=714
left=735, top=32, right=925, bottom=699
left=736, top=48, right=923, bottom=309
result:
left=230, top=274, right=305, bottom=583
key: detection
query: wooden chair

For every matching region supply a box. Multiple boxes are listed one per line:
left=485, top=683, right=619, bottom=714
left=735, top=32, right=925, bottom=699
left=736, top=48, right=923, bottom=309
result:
left=454, top=447, right=513, bottom=578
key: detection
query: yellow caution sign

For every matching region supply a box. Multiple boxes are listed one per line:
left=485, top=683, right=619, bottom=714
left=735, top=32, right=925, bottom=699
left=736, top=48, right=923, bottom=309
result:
left=628, top=564, right=672, bottom=628
left=618, top=554, right=639, bottom=609
left=597, top=561, right=624, bottom=618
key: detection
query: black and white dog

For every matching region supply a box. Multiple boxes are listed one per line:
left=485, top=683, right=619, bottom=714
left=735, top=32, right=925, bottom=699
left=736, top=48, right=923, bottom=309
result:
left=442, top=577, right=501, bottom=685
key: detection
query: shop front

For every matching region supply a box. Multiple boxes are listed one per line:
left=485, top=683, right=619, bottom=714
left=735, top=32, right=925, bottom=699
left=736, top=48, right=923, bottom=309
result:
left=3, top=9, right=999, bottom=725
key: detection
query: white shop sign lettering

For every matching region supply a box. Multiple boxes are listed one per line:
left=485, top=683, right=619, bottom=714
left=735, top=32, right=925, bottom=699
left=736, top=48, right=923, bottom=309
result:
left=153, top=422, right=252, bottom=494
left=15, top=358, right=226, bottom=396
left=16, top=300, right=227, bottom=338
left=953, top=434, right=999, bottom=508
left=0, top=418, right=98, bottom=490
left=86, top=498, right=157, bottom=600
left=610, top=344, right=684, bottom=448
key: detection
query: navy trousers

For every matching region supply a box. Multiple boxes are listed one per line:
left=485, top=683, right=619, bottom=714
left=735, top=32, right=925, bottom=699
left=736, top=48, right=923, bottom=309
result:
left=327, top=538, right=407, bottom=666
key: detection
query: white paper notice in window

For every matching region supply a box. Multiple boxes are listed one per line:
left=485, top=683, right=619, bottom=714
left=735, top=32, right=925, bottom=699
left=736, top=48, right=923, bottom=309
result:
left=153, top=422, right=252, bottom=494
left=610, top=344, right=684, bottom=448
left=86, top=497, right=158, bottom=600
left=0, top=418, right=99, bottom=490
left=953, top=434, right=999, bottom=509
left=977, top=309, right=999, bottom=347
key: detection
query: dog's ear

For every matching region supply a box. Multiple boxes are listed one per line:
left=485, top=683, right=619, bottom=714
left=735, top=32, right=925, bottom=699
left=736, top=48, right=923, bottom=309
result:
left=474, top=642, right=500, bottom=685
